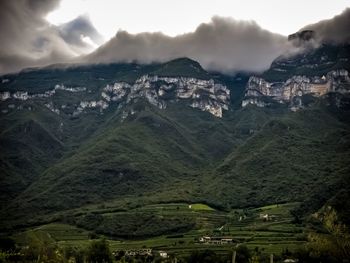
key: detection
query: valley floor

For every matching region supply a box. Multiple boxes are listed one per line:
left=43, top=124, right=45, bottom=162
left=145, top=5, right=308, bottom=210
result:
left=12, top=202, right=306, bottom=260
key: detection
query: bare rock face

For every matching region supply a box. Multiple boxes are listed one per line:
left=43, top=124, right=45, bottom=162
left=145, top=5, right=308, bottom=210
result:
left=242, top=69, right=350, bottom=110
left=101, top=75, right=230, bottom=117
left=288, top=30, right=315, bottom=46
left=0, top=75, right=230, bottom=118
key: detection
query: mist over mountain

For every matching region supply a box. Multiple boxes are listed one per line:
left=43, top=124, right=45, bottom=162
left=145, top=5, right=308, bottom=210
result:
left=1, top=2, right=350, bottom=261
left=84, top=17, right=292, bottom=74
left=300, top=8, right=350, bottom=44
left=1, top=1, right=349, bottom=75
left=84, top=8, right=350, bottom=74
left=0, top=0, right=102, bottom=74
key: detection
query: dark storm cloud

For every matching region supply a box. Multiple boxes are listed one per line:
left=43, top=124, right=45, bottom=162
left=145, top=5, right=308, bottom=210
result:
left=1, top=3, right=349, bottom=75
left=58, top=15, right=105, bottom=53
left=0, top=0, right=102, bottom=74
left=301, top=8, right=350, bottom=44
left=85, top=16, right=293, bottom=73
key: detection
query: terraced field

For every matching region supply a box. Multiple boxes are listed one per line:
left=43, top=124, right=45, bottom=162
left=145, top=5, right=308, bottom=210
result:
left=226, top=203, right=306, bottom=253
left=13, top=202, right=307, bottom=258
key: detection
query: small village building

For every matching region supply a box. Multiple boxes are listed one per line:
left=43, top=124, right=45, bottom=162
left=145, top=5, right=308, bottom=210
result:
left=283, top=259, right=298, bottom=263
left=199, top=236, right=234, bottom=245
left=116, top=248, right=152, bottom=257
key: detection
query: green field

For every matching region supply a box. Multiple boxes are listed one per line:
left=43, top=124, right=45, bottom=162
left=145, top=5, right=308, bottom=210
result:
left=189, top=203, right=215, bottom=211
left=12, top=202, right=307, bottom=259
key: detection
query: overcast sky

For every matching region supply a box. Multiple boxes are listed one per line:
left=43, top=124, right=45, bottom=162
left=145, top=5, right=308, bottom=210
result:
left=0, top=0, right=349, bottom=74
left=47, top=0, right=350, bottom=39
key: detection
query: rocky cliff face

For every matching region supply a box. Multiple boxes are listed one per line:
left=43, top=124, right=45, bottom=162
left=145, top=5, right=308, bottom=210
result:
left=0, top=75, right=230, bottom=118
left=262, top=44, right=350, bottom=83
left=242, top=69, right=350, bottom=110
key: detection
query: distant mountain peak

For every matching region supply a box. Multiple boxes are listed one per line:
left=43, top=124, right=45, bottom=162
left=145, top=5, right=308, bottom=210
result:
left=166, top=57, right=202, bottom=67
left=288, top=30, right=315, bottom=43
left=150, top=57, right=210, bottom=79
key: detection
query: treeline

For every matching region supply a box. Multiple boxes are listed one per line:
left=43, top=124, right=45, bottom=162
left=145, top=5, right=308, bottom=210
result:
left=74, top=212, right=195, bottom=238
left=1, top=206, right=349, bottom=262
left=1, top=236, right=350, bottom=263
left=0, top=238, right=112, bottom=263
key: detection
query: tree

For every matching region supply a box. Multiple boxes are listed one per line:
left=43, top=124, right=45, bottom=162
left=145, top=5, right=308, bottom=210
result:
left=73, top=248, right=86, bottom=263
left=308, top=206, right=350, bottom=261
left=21, top=235, right=62, bottom=263
left=86, top=239, right=112, bottom=263
left=61, top=245, right=86, bottom=263
left=235, top=245, right=251, bottom=263
left=0, top=237, right=16, bottom=252
left=187, top=250, right=225, bottom=263
left=249, top=255, right=260, bottom=263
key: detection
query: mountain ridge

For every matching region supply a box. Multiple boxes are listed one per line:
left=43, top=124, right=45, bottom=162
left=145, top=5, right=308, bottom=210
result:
left=1, top=45, right=350, bottom=233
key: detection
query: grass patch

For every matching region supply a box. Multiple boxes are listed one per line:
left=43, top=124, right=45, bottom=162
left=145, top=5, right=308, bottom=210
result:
left=189, top=203, right=215, bottom=211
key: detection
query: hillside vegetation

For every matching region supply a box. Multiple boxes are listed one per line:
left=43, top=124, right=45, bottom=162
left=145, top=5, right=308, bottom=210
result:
left=0, top=54, right=349, bottom=242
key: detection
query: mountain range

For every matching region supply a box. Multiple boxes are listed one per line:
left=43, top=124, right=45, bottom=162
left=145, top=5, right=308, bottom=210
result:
left=0, top=39, right=350, bottom=233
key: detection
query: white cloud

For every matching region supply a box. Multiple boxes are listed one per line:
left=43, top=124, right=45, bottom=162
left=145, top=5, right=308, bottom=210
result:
left=47, top=0, right=350, bottom=40
left=84, top=16, right=294, bottom=73
left=81, top=35, right=99, bottom=49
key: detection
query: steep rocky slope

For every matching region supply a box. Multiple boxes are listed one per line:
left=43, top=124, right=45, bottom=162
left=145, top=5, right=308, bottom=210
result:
left=0, top=49, right=350, bottom=230
left=0, top=59, right=230, bottom=118
left=242, top=69, right=350, bottom=110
